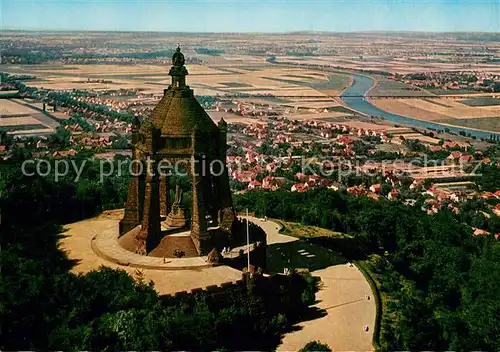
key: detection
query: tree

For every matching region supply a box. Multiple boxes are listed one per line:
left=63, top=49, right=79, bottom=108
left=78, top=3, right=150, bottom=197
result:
left=49, top=126, right=71, bottom=146
left=299, top=341, right=332, bottom=352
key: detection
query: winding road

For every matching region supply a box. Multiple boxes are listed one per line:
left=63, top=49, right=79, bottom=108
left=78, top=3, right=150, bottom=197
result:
left=247, top=217, right=376, bottom=352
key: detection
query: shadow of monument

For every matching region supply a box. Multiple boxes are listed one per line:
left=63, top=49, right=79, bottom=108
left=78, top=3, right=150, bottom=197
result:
left=306, top=236, right=369, bottom=261
left=282, top=306, right=328, bottom=335
left=266, top=239, right=348, bottom=274
left=56, top=227, right=81, bottom=271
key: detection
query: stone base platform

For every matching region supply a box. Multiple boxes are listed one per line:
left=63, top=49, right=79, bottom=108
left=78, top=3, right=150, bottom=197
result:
left=148, top=231, right=199, bottom=258
left=59, top=210, right=244, bottom=295
left=92, top=225, right=215, bottom=270
left=118, top=224, right=200, bottom=259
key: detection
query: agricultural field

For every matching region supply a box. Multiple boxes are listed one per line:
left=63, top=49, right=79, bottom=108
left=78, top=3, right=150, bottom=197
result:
left=438, top=117, right=500, bottom=133
left=275, top=54, right=500, bottom=75
left=0, top=99, right=57, bottom=135
left=5, top=62, right=347, bottom=99
left=370, top=97, right=500, bottom=132
left=368, top=78, right=432, bottom=97
left=207, top=110, right=264, bottom=125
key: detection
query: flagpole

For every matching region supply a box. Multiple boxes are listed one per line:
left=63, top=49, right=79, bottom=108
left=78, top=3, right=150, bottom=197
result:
left=246, top=208, right=250, bottom=273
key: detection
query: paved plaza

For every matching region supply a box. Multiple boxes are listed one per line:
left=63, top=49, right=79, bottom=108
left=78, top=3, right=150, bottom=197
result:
left=61, top=211, right=375, bottom=350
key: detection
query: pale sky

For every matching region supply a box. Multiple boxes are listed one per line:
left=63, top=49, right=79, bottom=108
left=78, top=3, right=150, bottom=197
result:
left=2, top=0, right=499, bottom=32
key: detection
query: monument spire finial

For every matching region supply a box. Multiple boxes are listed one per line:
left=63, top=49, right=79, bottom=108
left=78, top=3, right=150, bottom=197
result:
left=169, top=45, right=188, bottom=89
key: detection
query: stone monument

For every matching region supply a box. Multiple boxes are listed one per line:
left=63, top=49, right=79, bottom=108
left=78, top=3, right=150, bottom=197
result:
left=119, top=45, right=236, bottom=256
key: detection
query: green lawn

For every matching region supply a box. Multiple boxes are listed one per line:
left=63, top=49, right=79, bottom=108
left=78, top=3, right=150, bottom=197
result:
left=265, top=73, right=351, bottom=92
left=278, top=220, right=344, bottom=239
left=370, top=78, right=432, bottom=97
left=427, top=88, right=486, bottom=96
left=266, top=240, right=346, bottom=274
left=356, top=255, right=395, bottom=349
left=267, top=220, right=346, bottom=274
left=0, top=124, right=47, bottom=132
left=460, top=97, right=500, bottom=106
left=438, top=117, right=500, bottom=133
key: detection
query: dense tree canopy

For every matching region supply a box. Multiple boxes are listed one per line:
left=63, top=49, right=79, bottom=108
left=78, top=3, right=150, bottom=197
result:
left=0, top=158, right=318, bottom=351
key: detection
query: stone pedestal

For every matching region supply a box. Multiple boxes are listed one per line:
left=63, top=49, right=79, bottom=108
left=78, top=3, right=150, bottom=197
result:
left=165, top=207, right=186, bottom=228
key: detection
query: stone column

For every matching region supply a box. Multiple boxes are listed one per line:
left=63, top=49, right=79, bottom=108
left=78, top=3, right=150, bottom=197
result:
left=159, top=174, right=170, bottom=217
left=135, top=168, right=161, bottom=255
left=217, top=120, right=235, bottom=212
left=119, top=158, right=141, bottom=236
left=190, top=155, right=210, bottom=255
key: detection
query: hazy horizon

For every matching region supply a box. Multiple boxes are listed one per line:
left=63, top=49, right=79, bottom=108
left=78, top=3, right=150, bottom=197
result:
left=2, top=29, right=500, bottom=34
left=2, top=0, right=499, bottom=33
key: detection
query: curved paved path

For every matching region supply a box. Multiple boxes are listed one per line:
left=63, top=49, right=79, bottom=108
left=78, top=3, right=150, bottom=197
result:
left=246, top=217, right=376, bottom=352
left=60, top=210, right=242, bottom=295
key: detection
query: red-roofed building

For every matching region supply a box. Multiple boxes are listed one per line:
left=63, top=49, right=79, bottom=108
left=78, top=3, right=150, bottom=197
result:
left=447, top=151, right=462, bottom=160
left=473, top=228, right=490, bottom=236
left=52, top=149, right=77, bottom=158
left=291, top=183, right=309, bottom=193
left=482, top=192, right=496, bottom=199
left=429, top=145, right=443, bottom=152
left=493, top=204, right=500, bottom=217
left=460, top=154, right=473, bottom=163
left=381, top=135, right=391, bottom=143
left=347, top=185, right=366, bottom=196
left=367, top=192, right=379, bottom=200
left=307, top=175, right=322, bottom=186
left=388, top=189, right=399, bottom=200
left=443, top=141, right=460, bottom=149
left=295, top=172, right=307, bottom=181
left=482, top=157, right=492, bottom=165
left=248, top=180, right=262, bottom=190
left=336, top=136, right=352, bottom=146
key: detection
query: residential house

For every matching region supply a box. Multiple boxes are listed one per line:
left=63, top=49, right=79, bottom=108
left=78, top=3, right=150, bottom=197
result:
left=52, top=149, right=77, bottom=158
left=460, top=154, right=474, bottom=163
left=493, top=204, right=500, bottom=217
left=429, top=145, right=443, bottom=152
left=248, top=180, right=262, bottom=190
left=473, top=228, right=490, bottom=236
left=388, top=189, right=399, bottom=200
left=291, top=183, right=309, bottom=193
left=447, top=151, right=462, bottom=161
left=295, top=172, right=307, bottom=181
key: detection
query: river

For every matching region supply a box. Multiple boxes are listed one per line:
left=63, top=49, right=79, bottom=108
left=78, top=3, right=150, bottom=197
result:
left=340, top=73, right=500, bottom=140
